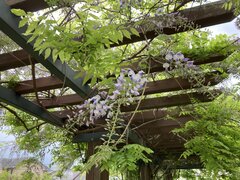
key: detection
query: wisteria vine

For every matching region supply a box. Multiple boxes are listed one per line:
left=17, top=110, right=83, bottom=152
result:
left=66, top=68, right=147, bottom=143
left=66, top=51, right=196, bottom=145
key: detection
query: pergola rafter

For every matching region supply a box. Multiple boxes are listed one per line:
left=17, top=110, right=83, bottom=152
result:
left=10, top=55, right=223, bottom=95
left=0, top=49, right=227, bottom=73
left=0, top=50, right=36, bottom=71
left=15, top=76, right=63, bottom=94
left=129, top=54, right=227, bottom=73
left=121, top=91, right=216, bottom=112
left=32, top=74, right=219, bottom=109
left=6, top=0, right=236, bottom=47
left=112, top=0, right=236, bottom=46
left=6, top=0, right=49, bottom=12
left=72, top=114, right=193, bottom=143
left=38, top=90, right=217, bottom=110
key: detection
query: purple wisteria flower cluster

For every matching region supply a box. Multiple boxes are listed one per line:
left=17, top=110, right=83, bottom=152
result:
left=109, top=69, right=147, bottom=102
left=163, top=51, right=195, bottom=71
left=67, top=69, right=147, bottom=127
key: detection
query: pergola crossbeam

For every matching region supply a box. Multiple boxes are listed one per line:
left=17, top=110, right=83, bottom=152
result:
left=15, top=76, right=63, bottom=94
left=121, top=92, right=215, bottom=112
left=72, top=132, right=106, bottom=143
left=0, top=50, right=36, bottom=71
left=0, top=49, right=226, bottom=72
left=6, top=0, right=235, bottom=47
left=128, top=54, right=226, bottom=73
left=14, top=71, right=219, bottom=96
left=6, top=0, right=49, bottom=12
left=72, top=129, right=143, bottom=144
left=114, top=0, right=235, bottom=46
left=37, top=75, right=219, bottom=108
left=52, top=109, right=194, bottom=130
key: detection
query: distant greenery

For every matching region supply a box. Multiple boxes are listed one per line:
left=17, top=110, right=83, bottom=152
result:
left=0, top=31, right=19, bottom=53
left=0, top=158, right=52, bottom=180
left=0, top=170, right=52, bottom=180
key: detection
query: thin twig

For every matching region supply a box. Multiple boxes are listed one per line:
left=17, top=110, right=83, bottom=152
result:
left=173, top=0, right=193, bottom=12
left=29, top=56, right=42, bottom=106
left=122, top=38, right=154, bottom=63
left=0, top=103, right=29, bottom=131
left=27, top=122, right=47, bottom=132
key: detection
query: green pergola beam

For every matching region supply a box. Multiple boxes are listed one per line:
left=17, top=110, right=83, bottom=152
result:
left=0, top=0, right=92, bottom=98
left=0, top=85, right=63, bottom=127
left=72, top=130, right=142, bottom=144
left=73, top=132, right=106, bottom=143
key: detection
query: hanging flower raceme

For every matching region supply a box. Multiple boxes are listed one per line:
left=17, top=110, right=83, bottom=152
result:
left=109, top=69, right=147, bottom=101
left=163, top=51, right=196, bottom=71
left=67, top=68, right=147, bottom=129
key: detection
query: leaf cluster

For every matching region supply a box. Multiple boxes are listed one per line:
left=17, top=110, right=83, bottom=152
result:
left=78, top=144, right=153, bottom=173
left=174, top=96, right=240, bottom=177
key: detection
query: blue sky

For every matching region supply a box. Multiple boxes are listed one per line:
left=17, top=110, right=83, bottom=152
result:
left=0, top=128, right=15, bottom=142
left=206, top=18, right=240, bottom=37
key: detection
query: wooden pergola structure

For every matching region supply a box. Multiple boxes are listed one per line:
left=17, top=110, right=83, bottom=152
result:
left=0, top=0, right=237, bottom=179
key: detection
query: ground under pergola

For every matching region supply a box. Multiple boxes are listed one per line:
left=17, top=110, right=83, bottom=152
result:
left=0, top=0, right=237, bottom=179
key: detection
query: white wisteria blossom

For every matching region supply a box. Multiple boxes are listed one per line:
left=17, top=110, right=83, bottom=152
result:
left=173, top=52, right=184, bottom=61
left=163, top=51, right=196, bottom=70
left=163, top=62, right=170, bottom=70
left=66, top=68, right=147, bottom=128
left=165, top=51, right=174, bottom=61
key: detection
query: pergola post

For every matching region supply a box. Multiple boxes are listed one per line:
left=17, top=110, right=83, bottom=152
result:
left=86, top=142, right=109, bottom=180
left=140, top=164, right=152, bottom=180
left=164, top=170, right=173, bottom=180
